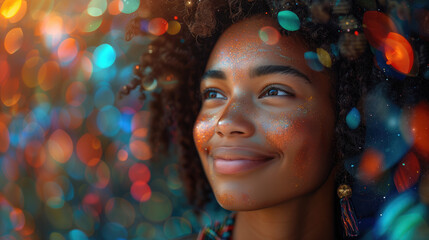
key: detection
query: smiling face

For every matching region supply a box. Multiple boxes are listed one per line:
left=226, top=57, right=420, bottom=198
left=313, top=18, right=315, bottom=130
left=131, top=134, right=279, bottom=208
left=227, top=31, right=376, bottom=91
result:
left=193, top=15, right=336, bottom=210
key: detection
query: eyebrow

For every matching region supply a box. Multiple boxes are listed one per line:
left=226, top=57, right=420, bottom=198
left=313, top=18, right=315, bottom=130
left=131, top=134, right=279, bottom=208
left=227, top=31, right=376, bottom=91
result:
left=201, top=65, right=311, bottom=84
left=250, top=65, right=311, bottom=84
left=201, top=69, right=226, bottom=80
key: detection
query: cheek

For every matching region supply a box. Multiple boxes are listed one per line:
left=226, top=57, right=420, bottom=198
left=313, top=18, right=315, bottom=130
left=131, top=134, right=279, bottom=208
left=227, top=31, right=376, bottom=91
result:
left=263, top=116, right=295, bottom=151
left=193, top=113, right=217, bottom=153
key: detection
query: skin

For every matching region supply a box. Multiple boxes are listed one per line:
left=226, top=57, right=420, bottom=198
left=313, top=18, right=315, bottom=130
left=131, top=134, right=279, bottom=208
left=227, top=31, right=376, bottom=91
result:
left=193, top=15, right=337, bottom=240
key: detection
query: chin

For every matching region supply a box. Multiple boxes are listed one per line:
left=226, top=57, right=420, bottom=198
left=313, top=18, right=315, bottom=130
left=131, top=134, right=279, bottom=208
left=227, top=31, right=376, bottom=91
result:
left=214, top=189, right=274, bottom=211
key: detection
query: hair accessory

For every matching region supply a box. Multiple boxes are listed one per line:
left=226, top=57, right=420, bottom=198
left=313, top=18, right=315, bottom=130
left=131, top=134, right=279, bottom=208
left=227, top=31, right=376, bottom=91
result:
left=337, top=184, right=359, bottom=237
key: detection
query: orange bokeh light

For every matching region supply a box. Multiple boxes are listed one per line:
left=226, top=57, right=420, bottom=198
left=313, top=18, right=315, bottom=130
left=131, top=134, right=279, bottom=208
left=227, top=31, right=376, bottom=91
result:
left=0, top=121, right=10, bottom=153
left=117, top=149, right=128, bottom=161
left=394, top=151, right=420, bottom=192
left=47, top=129, right=73, bottom=164
left=130, top=140, right=152, bottom=160
left=359, top=148, right=385, bottom=182
left=4, top=27, right=24, bottom=54
left=1, top=0, right=22, bottom=19
left=57, top=38, right=78, bottom=63
left=76, top=133, right=102, bottom=166
left=8, top=0, right=26, bottom=23
left=1, top=77, right=21, bottom=107
left=384, top=32, right=414, bottom=74
left=108, top=0, right=123, bottom=15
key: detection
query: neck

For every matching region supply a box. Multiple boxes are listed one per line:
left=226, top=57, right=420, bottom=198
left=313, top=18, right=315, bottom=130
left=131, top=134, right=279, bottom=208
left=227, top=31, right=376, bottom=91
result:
left=232, top=171, right=338, bottom=240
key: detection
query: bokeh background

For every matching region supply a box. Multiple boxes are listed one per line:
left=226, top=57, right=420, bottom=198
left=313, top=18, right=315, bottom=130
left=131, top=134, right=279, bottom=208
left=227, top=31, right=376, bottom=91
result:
left=0, top=0, right=429, bottom=239
left=0, top=0, right=227, bottom=239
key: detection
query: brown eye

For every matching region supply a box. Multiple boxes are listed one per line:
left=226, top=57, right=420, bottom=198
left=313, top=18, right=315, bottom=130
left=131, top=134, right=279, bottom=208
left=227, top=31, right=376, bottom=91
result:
left=202, top=89, right=227, bottom=100
left=260, top=87, right=291, bottom=98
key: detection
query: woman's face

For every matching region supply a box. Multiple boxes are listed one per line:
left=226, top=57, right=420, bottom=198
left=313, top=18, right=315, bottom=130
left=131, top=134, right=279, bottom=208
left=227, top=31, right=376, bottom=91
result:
left=193, top=16, right=336, bottom=210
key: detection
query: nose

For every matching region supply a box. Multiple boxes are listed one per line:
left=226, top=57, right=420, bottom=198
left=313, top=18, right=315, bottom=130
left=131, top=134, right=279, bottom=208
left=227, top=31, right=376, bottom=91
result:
left=215, top=101, right=255, bottom=138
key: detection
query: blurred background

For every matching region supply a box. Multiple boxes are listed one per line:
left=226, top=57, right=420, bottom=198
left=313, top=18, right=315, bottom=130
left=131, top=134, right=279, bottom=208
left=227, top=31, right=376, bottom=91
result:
left=0, top=0, right=429, bottom=240
left=0, top=0, right=227, bottom=239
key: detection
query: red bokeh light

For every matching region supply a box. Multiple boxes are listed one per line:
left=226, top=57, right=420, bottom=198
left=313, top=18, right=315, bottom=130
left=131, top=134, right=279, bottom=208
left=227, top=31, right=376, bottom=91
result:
left=128, top=163, right=150, bottom=183
left=359, top=148, right=384, bottom=182
left=363, top=11, right=398, bottom=50
left=394, top=152, right=420, bottom=192
left=411, top=102, right=429, bottom=157
left=130, top=181, right=152, bottom=202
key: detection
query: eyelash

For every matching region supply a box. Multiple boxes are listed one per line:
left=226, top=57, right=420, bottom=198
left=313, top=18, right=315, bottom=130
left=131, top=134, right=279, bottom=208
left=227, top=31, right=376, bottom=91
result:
left=201, top=86, right=294, bottom=101
left=259, top=86, right=293, bottom=98
left=202, top=88, right=227, bottom=100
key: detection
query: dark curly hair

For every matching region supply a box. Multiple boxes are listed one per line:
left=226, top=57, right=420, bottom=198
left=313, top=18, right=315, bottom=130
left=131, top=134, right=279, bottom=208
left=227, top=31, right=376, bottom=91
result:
left=122, top=0, right=428, bottom=221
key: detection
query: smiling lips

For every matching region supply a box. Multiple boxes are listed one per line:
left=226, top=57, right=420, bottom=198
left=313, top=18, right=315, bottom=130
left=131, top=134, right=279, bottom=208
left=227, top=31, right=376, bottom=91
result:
left=211, top=147, right=276, bottom=174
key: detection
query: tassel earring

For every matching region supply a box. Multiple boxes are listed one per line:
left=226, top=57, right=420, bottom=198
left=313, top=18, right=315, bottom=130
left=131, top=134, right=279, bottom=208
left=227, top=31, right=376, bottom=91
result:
left=337, top=184, right=359, bottom=237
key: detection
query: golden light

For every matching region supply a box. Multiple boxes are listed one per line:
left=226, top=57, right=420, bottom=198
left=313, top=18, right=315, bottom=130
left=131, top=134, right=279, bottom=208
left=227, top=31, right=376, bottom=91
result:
left=1, top=0, right=22, bottom=19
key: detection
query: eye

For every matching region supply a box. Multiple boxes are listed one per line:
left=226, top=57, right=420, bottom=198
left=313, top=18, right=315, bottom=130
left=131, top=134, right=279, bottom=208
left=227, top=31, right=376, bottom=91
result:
left=259, top=87, right=293, bottom=98
left=202, top=88, right=227, bottom=100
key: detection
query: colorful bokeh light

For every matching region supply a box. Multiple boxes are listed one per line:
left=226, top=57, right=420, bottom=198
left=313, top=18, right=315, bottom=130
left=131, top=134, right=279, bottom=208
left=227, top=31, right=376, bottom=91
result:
left=120, top=0, right=139, bottom=14
left=277, top=10, right=300, bottom=31
left=384, top=32, right=414, bottom=75
left=1, top=0, right=22, bottom=19
left=148, top=18, right=168, bottom=36
left=258, top=26, right=280, bottom=45
left=363, top=11, right=398, bottom=50
left=411, top=102, right=429, bottom=157
left=4, top=27, right=24, bottom=54
left=93, top=43, right=116, bottom=69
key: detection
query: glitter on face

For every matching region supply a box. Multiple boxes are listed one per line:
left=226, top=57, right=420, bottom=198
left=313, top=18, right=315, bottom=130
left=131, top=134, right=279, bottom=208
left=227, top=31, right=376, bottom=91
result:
left=217, top=193, right=235, bottom=207
left=193, top=113, right=217, bottom=153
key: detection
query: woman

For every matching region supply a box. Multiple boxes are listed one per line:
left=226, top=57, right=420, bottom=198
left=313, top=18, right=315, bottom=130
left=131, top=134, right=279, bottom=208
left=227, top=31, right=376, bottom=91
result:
left=122, top=0, right=427, bottom=239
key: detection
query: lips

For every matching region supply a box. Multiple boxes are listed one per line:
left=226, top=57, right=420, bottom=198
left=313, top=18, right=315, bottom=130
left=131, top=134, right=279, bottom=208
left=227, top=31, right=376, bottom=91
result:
left=210, top=146, right=276, bottom=174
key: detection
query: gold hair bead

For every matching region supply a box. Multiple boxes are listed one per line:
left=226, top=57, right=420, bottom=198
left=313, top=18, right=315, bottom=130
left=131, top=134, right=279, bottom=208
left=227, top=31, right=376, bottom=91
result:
left=337, top=184, right=352, bottom=198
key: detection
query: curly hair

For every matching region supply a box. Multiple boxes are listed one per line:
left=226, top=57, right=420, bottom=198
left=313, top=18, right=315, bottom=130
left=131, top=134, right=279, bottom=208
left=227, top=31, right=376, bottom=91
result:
left=122, top=0, right=428, bottom=216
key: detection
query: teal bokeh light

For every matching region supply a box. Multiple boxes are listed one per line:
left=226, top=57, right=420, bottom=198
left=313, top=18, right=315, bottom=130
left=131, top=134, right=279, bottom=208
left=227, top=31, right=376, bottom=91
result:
left=277, top=10, right=300, bottom=31
left=121, top=0, right=140, bottom=14
left=93, top=44, right=116, bottom=69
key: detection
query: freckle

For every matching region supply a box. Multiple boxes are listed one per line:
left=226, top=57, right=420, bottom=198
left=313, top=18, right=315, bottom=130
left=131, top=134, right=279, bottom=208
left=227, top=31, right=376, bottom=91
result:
left=218, top=193, right=235, bottom=206
left=194, top=113, right=216, bottom=152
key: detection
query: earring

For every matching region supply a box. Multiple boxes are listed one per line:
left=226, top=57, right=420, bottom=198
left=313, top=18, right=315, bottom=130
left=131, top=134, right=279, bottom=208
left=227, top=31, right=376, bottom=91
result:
left=337, top=184, right=359, bottom=237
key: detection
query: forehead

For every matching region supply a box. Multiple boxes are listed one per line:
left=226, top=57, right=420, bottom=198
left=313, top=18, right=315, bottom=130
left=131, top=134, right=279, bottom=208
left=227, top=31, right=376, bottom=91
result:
left=206, top=15, right=309, bottom=70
